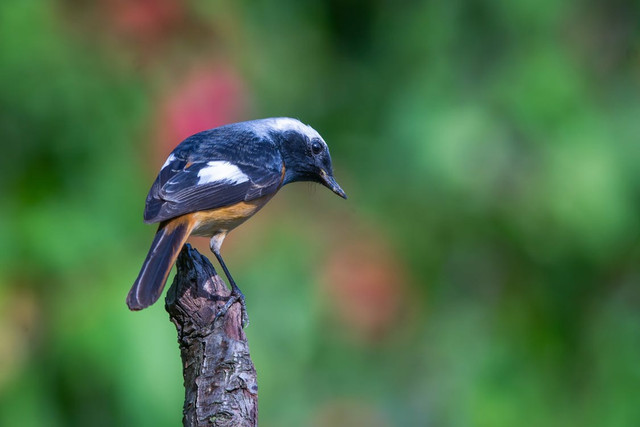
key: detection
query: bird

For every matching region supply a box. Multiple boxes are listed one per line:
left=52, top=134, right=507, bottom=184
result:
left=126, top=117, right=346, bottom=325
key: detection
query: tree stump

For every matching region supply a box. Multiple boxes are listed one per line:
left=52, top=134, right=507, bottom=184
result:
left=165, top=244, right=258, bottom=427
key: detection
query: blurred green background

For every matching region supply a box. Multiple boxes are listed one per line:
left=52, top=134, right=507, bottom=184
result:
left=1, top=0, right=639, bottom=426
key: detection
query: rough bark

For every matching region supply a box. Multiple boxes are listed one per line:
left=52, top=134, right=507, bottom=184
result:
left=165, top=244, right=258, bottom=427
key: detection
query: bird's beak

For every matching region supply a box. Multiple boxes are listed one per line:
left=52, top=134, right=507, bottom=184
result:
left=320, top=170, right=347, bottom=199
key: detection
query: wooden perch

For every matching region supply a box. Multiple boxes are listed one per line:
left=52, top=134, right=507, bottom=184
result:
left=165, top=244, right=258, bottom=427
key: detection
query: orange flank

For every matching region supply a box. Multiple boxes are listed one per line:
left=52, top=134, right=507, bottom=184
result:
left=190, top=194, right=274, bottom=237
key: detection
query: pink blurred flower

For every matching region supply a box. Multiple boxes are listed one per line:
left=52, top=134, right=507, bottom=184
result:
left=153, top=63, right=249, bottom=164
left=102, top=0, right=184, bottom=43
left=321, top=231, right=411, bottom=342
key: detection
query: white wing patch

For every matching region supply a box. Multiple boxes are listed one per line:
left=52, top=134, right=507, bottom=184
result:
left=161, top=153, right=176, bottom=169
left=197, top=161, right=249, bottom=185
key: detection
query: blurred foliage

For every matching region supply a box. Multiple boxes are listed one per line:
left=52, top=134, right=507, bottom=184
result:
left=1, top=0, right=639, bottom=426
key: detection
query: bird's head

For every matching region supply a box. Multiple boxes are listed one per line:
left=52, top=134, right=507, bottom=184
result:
left=266, top=118, right=347, bottom=199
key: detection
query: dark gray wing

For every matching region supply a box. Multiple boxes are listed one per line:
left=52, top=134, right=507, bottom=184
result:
left=143, top=157, right=283, bottom=224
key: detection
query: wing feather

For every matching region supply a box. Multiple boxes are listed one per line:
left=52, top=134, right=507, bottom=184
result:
left=144, top=157, right=282, bottom=223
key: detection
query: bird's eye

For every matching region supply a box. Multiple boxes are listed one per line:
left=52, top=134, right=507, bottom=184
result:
left=311, top=140, right=323, bottom=155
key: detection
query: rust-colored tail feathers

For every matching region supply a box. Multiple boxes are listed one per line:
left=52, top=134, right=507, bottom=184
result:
left=127, top=217, right=194, bottom=310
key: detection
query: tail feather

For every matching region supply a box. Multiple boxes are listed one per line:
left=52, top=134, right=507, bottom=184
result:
left=127, top=218, right=194, bottom=310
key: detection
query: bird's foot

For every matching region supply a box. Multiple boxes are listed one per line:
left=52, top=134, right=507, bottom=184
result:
left=215, top=288, right=249, bottom=328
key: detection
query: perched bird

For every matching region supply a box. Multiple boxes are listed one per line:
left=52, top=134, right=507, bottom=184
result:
left=127, top=117, right=346, bottom=324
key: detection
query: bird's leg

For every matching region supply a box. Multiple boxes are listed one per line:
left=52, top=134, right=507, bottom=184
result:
left=212, top=249, right=249, bottom=328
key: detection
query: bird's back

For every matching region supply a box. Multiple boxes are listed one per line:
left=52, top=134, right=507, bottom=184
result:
left=143, top=121, right=284, bottom=224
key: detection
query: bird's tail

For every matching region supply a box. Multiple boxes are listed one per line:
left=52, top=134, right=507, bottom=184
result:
left=127, top=217, right=194, bottom=310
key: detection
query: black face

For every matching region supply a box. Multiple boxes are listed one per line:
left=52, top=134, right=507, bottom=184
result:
left=308, top=137, right=331, bottom=174
left=279, top=130, right=347, bottom=199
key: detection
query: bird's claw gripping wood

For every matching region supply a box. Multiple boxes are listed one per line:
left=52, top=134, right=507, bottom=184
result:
left=215, top=288, right=249, bottom=328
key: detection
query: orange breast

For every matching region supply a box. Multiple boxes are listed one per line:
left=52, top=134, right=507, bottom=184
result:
left=191, top=194, right=274, bottom=237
